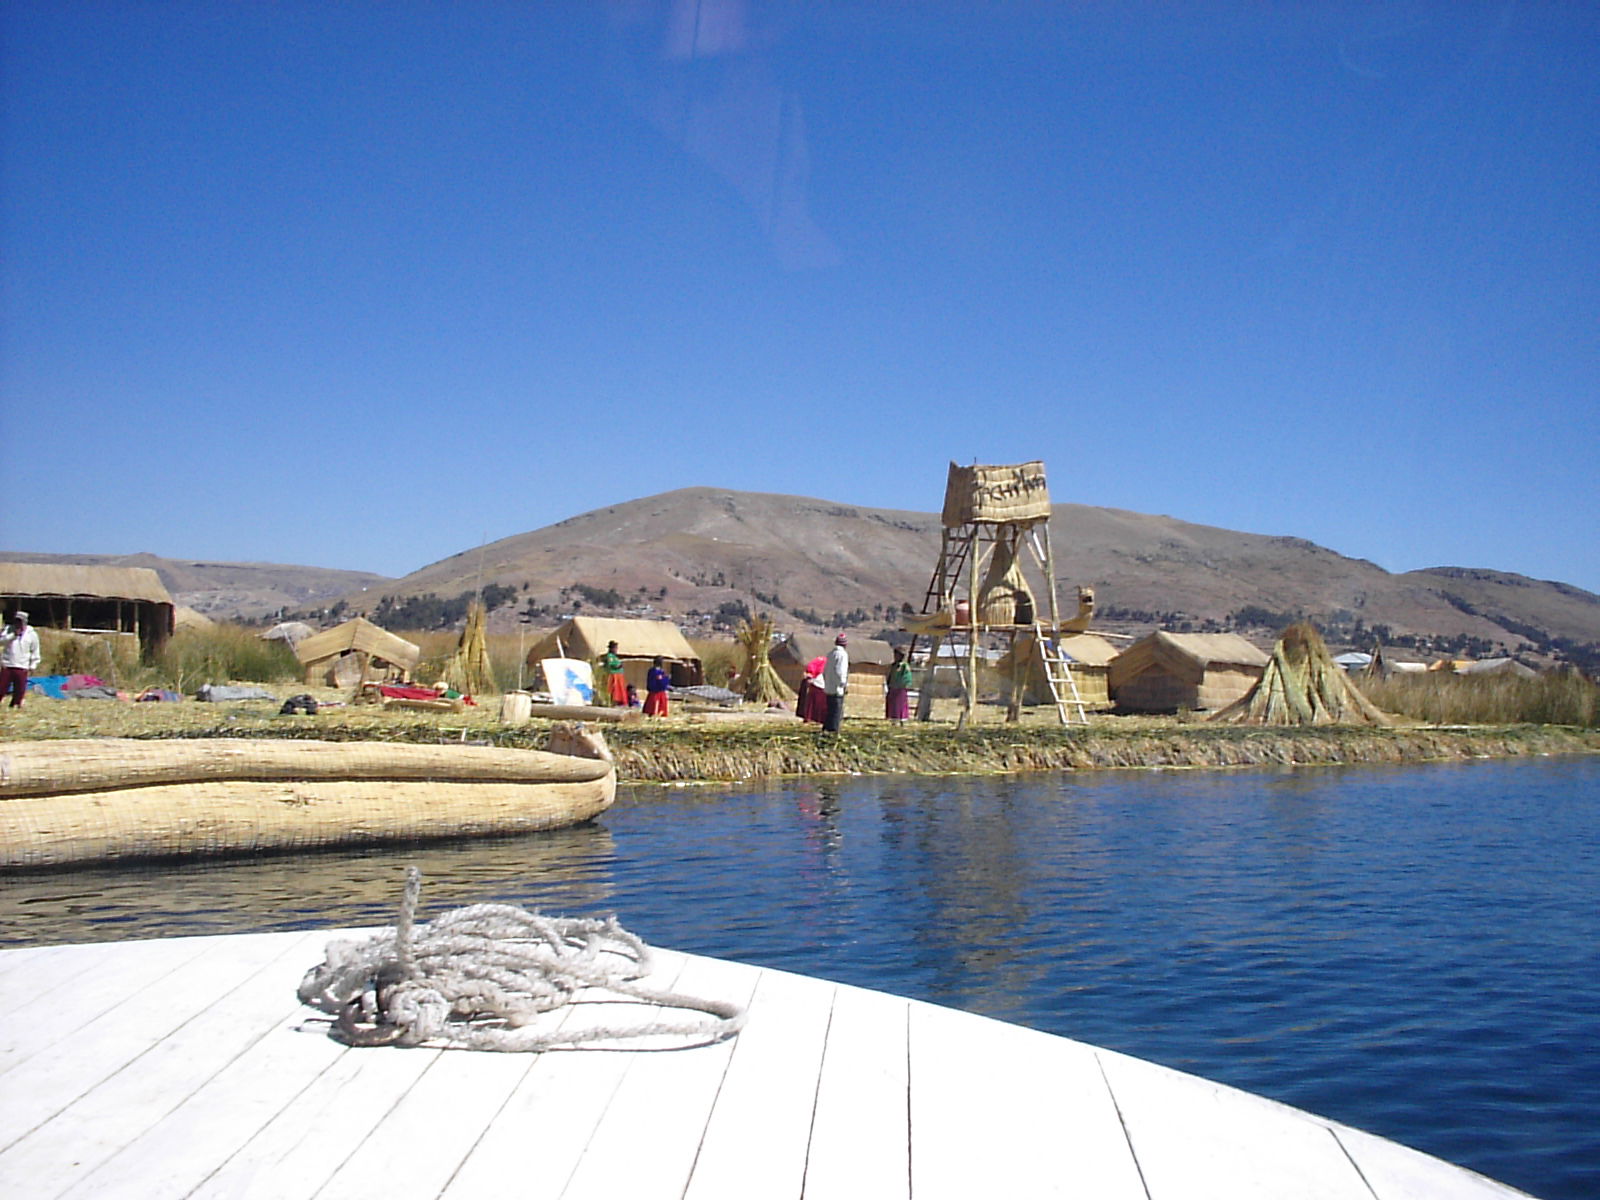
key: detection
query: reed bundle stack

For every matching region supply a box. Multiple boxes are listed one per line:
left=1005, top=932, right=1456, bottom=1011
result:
left=444, top=600, right=496, bottom=695
left=736, top=614, right=790, bottom=704
left=1210, top=622, right=1393, bottom=726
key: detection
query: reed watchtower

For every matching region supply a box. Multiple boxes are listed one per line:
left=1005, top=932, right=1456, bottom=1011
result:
left=906, top=460, right=1087, bottom=724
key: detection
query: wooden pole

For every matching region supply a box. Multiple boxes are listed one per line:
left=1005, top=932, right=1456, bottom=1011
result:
left=965, top=526, right=980, bottom=725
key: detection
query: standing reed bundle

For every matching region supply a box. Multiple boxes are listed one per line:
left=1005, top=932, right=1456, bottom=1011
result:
left=443, top=600, right=496, bottom=696
left=1210, top=622, right=1392, bottom=726
left=735, top=614, right=791, bottom=704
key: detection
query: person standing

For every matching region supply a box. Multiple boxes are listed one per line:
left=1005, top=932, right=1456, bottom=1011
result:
left=1, top=611, right=42, bottom=709
left=797, top=656, right=827, bottom=724
left=596, top=640, right=629, bottom=706
left=643, top=655, right=671, bottom=717
left=885, top=645, right=914, bottom=722
left=821, top=632, right=849, bottom=733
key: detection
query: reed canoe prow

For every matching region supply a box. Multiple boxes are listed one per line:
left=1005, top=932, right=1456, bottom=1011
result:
left=0, top=738, right=617, bottom=869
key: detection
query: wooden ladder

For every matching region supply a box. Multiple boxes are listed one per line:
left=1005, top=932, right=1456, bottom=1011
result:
left=1035, top=624, right=1088, bottom=725
left=909, top=528, right=977, bottom=721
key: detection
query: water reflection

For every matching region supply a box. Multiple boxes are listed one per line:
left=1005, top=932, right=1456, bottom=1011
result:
left=0, top=822, right=621, bottom=944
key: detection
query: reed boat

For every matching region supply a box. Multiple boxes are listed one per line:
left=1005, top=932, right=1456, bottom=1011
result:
left=0, top=737, right=616, bottom=869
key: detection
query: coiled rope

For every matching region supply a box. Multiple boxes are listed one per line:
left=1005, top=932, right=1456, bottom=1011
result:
left=297, top=867, right=745, bottom=1051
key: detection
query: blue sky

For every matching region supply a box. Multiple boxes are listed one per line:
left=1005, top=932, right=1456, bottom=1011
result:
left=3, top=2, right=1596, bottom=592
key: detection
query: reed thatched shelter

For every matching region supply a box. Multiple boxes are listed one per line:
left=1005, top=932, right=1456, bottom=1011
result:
left=294, top=617, right=421, bottom=687
left=998, top=631, right=1119, bottom=710
left=769, top=632, right=896, bottom=694
left=0, top=562, right=174, bottom=660
left=1210, top=623, right=1392, bottom=726
left=525, top=617, right=703, bottom=689
left=1108, top=631, right=1269, bottom=713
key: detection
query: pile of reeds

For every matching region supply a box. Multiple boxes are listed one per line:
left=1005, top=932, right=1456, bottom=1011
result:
left=735, top=615, right=791, bottom=704
left=442, top=601, right=496, bottom=696
left=1211, top=622, right=1391, bottom=726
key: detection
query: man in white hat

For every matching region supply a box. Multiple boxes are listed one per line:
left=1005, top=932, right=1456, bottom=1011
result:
left=1, top=610, right=42, bottom=709
left=821, top=631, right=850, bottom=733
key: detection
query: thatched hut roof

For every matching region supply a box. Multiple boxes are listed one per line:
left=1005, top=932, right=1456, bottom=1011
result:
left=173, top=606, right=216, bottom=631
left=1108, top=631, right=1268, bottom=690
left=294, top=617, right=421, bottom=672
left=261, top=620, right=316, bottom=646
left=525, top=616, right=699, bottom=666
left=0, top=561, right=176, bottom=658
left=1053, top=633, right=1121, bottom=668
left=0, top=562, right=172, bottom=605
left=773, top=632, right=897, bottom=670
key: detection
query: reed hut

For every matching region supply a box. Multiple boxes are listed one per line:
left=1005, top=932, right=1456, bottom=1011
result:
left=998, top=632, right=1119, bottom=710
left=525, top=616, right=703, bottom=689
left=769, top=632, right=896, bottom=694
left=294, top=617, right=421, bottom=687
left=1108, top=631, right=1269, bottom=714
left=0, top=562, right=174, bottom=660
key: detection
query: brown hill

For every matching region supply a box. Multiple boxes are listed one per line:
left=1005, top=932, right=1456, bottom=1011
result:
left=369, top=488, right=1600, bottom=664
left=14, top=490, right=1595, bottom=668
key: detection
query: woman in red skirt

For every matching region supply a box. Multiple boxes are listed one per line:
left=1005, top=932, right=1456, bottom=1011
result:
left=643, top=656, right=671, bottom=717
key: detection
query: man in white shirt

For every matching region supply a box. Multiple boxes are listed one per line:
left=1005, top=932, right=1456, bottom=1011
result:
left=1, top=610, right=42, bottom=709
left=821, top=632, right=849, bottom=733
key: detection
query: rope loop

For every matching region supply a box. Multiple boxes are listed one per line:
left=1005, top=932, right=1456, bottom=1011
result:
left=298, top=869, right=745, bottom=1052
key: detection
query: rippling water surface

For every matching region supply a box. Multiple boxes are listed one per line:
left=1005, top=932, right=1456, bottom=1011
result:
left=4, top=757, right=1597, bottom=1199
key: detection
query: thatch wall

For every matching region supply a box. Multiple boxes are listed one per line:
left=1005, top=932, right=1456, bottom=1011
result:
left=941, top=461, right=1052, bottom=527
left=526, top=616, right=703, bottom=688
left=770, top=632, right=895, bottom=693
left=0, top=562, right=175, bottom=659
left=295, top=617, right=420, bottom=686
left=1109, top=631, right=1268, bottom=713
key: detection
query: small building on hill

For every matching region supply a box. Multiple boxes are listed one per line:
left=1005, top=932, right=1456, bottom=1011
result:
left=770, top=632, right=896, bottom=694
left=0, top=562, right=175, bottom=659
left=294, top=616, right=421, bottom=686
left=1108, top=631, right=1269, bottom=713
left=525, top=616, right=703, bottom=689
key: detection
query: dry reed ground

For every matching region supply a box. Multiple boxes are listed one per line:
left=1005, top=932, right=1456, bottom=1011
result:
left=3, top=682, right=1598, bottom=783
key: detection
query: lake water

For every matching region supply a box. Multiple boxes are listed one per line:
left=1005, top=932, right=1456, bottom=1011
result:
left=3, top=756, right=1596, bottom=1199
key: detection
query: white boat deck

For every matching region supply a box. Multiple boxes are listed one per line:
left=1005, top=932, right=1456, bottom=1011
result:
left=0, top=930, right=1529, bottom=1199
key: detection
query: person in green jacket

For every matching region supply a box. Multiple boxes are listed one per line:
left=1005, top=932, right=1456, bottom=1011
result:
left=885, top=646, right=914, bottom=722
left=596, top=640, right=628, bottom=706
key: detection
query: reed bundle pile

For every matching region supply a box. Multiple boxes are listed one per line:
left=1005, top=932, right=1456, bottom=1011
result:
left=443, top=600, right=496, bottom=696
left=1210, top=622, right=1392, bottom=726
left=736, top=614, right=790, bottom=705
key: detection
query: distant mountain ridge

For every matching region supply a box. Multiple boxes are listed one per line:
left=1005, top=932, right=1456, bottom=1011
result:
left=8, top=489, right=1598, bottom=668
left=375, top=487, right=1600, bottom=666
left=0, top=550, right=390, bottom=620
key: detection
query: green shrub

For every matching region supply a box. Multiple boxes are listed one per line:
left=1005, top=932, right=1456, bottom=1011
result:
left=36, top=630, right=144, bottom=683
left=154, top=625, right=301, bottom=693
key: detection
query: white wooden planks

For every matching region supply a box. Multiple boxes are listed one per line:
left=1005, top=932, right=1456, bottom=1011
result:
left=908, top=998, right=1147, bottom=1199
left=680, top=965, right=835, bottom=1200
left=803, top=980, right=911, bottom=1199
left=0, top=933, right=1534, bottom=1200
